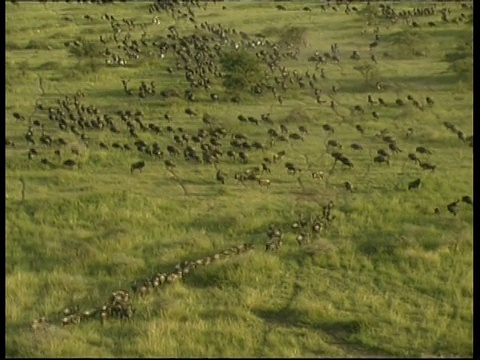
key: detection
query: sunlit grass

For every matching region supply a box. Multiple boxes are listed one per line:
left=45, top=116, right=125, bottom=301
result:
left=6, top=1, right=473, bottom=358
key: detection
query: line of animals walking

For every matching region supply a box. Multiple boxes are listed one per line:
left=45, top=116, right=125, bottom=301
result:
left=31, top=241, right=256, bottom=329
left=30, top=193, right=342, bottom=330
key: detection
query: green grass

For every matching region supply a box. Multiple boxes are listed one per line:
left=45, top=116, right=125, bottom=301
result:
left=6, top=1, right=473, bottom=358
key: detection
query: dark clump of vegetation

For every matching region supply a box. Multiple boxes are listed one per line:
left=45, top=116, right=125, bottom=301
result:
left=283, top=107, right=312, bottom=124
left=220, top=50, right=263, bottom=92
left=263, top=25, right=308, bottom=47
left=278, top=26, right=308, bottom=46
left=386, top=29, right=430, bottom=59
left=353, top=62, right=381, bottom=86
left=67, top=41, right=104, bottom=60
left=356, top=4, right=380, bottom=23
left=444, top=42, right=473, bottom=82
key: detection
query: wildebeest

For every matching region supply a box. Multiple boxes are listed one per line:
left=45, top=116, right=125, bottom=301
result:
left=447, top=200, right=459, bottom=216
left=312, top=171, right=324, bottom=180
left=258, top=178, right=271, bottom=187
left=419, top=161, right=436, bottom=171
left=345, top=181, right=353, bottom=192
left=351, top=143, right=363, bottom=151
left=355, top=124, right=365, bottom=135
left=408, top=153, right=420, bottom=163
left=130, top=160, right=145, bottom=173
left=63, top=159, right=77, bottom=168
left=416, top=146, right=431, bottom=155
left=461, top=195, right=473, bottom=205
left=163, top=160, right=177, bottom=170
left=408, top=178, right=421, bottom=190
left=374, top=154, right=390, bottom=165
left=216, top=170, right=226, bottom=184
left=322, top=124, right=335, bottom=134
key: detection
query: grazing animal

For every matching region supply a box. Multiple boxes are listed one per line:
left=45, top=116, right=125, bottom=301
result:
left=447, top=200, right=459, bottom=216
left=130, top=160, right=145, bottom=173
left=164, top=160, right=176, bottom=169
left=339, top=156, right=354, bottom=168
left=216, top=170, right=226, bottom=184
left=185, top=108, right=197, bottom=117
left=312, top=171, right=324, bottom=180
left=355, top=124, right=365, bottom=135
left=408, top=178, right=421, bottom=190
left=322, top=124, right=335, bottom=135
left=461, top=195, right=473, bottom=205
left=351, top=143, right=363, bottom=151
left=374, top=155, right=389, bottom=165
left=388, top=143, right=402, bottom=154
left=416, top=146, right=431, bottom=155
left=258, top=178, right=271, bottom=187
left=327, top=139, right=342, bottom=148
left=63, top=159, right=77, bottom=168
left=419, top=161, right=436, bottom=171
left=408, top=153, right=420, bottom=163
left=296, top=233, right=307, bottom=246
left=345, top=181, right=353, bottom=192
left=262, top=163, right=271, bottom=173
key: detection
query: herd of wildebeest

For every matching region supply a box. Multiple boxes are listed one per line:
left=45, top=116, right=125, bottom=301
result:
left=6, top=0, right=473, bottom=329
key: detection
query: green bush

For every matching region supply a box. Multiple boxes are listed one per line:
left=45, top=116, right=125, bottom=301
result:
left=67, top=41, right=104, bottom=59
left=444, top=43, right=473, bottom=82
left=278, top=26, right=308, bottom=46
left=448, top=57, right=473, bottom=82
left=386, top=29, right=430, bottom=59
left=25, top=39, right=52, bottom=50
left=220, top=50, right=263, bottom=92
left=353, top=62, right=381, bottom=85
left=444, top=42, right=472, bottom=63
left=356, top=4, right=380, bottom=23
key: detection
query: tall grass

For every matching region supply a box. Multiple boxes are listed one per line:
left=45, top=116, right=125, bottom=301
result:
left=6, top=1, right=473, bottom=358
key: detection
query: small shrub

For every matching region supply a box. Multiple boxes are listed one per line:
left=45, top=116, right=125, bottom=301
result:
left=220, top=50, right=263, bottom=92
left=278, top=26, right=308, bottom=46
left=448, top=57, right=473, bottom=82
left=5, top=41, right=23, bottom=50
left=36, top=61, right=61, bottom=71
left=387, top=29, right=430, bottom=59
left=61, top=59, right=103, bottom=80
left=356, top=4, right=380, bottom=23
left=444, top=43, right=472, bottom=63
left=353, top=62, right=381, bottom=85
left=25, top=39, right=52, bottom=50
left=67, top=41, right=104, bottom=59
left=283, top=107, right=312, bottom=124
left=263, top=26, right=308, bottom=47
left=444, top=43, right=473, bottom=82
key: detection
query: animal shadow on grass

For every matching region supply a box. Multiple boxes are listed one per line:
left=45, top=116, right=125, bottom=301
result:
left=186, top=213, right=242, bottom=234
left=252, top=307, right=361, bottom=337
left=252, top=307, right=392, bottom=357
left=183, top=263, right=235, bottom=290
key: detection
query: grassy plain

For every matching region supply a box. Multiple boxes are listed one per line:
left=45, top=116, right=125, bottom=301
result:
left=5, top=1, right=473, bottom=357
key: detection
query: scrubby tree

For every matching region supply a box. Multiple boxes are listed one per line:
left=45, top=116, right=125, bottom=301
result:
left=278, top=26, right=308, bottom=47
left=353, top=62, right=380, bottom=85
left=220, top=50, right=263, bottom=92
left=444, top=42, right=473, bottom=83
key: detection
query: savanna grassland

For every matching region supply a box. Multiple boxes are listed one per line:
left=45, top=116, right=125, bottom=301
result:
left=5, top=1, right=473, bottom=357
